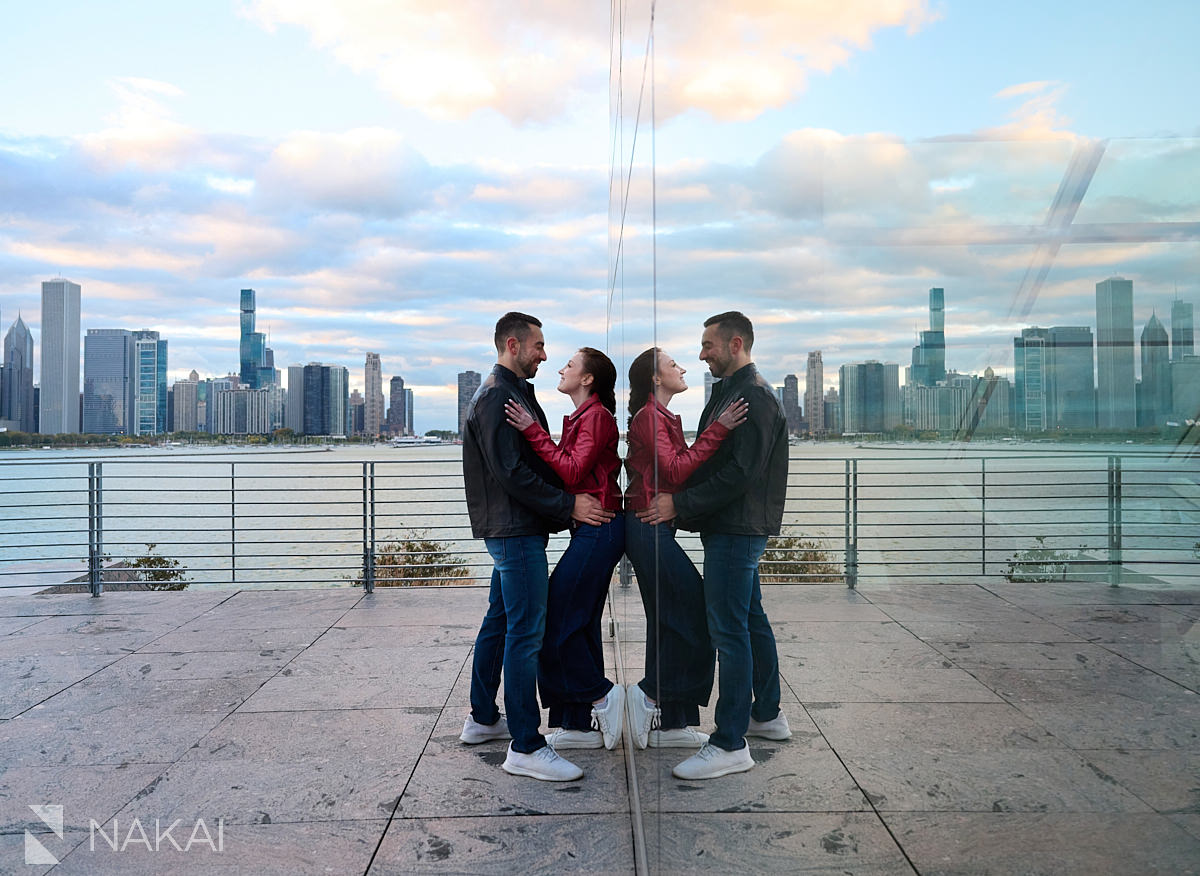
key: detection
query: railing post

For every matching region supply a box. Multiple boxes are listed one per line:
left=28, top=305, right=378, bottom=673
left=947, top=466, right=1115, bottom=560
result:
left=844, top=459, right=858, bottom=589
left=980, top=458, right=987, bottom=576
left=1107, top=455, right=1123, bottom=588
left=230, top=462, right=237, bottom=587
left=88, top=462, right=104, bottom=597
left=363, top=462, right=376, bottom=594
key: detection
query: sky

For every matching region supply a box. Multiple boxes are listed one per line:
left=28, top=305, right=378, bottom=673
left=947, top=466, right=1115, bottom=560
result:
left=2, top=0, right=1198, bottom=432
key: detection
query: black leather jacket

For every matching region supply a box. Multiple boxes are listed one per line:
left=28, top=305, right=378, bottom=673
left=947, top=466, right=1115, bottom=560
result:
left=674, top=363, right=787, bottom=535
left=462, top=364, right=574, bottom=538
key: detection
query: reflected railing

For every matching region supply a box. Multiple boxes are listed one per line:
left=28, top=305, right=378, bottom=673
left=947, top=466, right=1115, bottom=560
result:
left=3, top=451, right=1198, bottom=595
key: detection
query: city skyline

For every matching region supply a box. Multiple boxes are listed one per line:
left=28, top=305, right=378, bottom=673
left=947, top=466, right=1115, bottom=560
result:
left=4, top=273, right=1197, bottom=435
left=1, top=3, right=1197, bottom=432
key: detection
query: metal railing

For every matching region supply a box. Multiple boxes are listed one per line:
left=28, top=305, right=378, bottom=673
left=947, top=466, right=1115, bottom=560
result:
left=2, top=449, right=1198, bottom=595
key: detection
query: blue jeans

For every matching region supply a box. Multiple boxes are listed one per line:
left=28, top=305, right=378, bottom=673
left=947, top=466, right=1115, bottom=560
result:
left=702, top=532, right=781, bottom=751
left=469, top=535, right=549, bottom=753
left=539, top=513, right=625, bottom=729
left=625, top=514, right=715, bottom=729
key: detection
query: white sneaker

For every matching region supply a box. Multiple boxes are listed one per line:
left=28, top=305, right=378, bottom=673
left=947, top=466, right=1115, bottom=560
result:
left=746, top=712, right=792, bottom=740
left=672, top=742, right=754, bottom=780
left=547, top=728, right=604, bottom=749
left=590, top=685, right=626, bottom=750
left=460, top=715, right=510, bottom=744
left=648, top=727, right=709, bottom=748
left=502, top=743, right=583, bottom=781
left=624, top=684, right=660, bottom=750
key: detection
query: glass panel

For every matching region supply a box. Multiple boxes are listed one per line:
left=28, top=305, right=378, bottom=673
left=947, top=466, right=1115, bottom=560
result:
left=611, top=1, right=1200, bottom=866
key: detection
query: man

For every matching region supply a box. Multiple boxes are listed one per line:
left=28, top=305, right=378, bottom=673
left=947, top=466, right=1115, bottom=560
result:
left=460, top=312, right=613, bottom=782
left=637, top=311, right=791, bottom=779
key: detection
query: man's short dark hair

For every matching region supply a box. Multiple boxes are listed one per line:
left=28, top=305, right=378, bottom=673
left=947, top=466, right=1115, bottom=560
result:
left=704, top=311, right=754, bottom=351
left=494, top=312, right=542, bottom=352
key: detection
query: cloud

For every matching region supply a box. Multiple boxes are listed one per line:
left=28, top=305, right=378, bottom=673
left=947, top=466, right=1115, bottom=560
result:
left=647, top=1, right=939, bottom=121
left=243, top=0, right=607, bottom=124
left=256, top=128, right=432, bottom=216
left=981, top=81, right=1077, bottom=142
left=244, top=0, right=937, bottom=125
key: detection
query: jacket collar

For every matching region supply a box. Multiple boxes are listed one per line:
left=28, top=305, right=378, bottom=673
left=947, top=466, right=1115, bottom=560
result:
left=567, top=392, right=604, bottom=421
left=493, top=363, right=532, bottom=394
left=647, top=395, right=678, bottom=420
left=721, top=362, right=758, bottom=389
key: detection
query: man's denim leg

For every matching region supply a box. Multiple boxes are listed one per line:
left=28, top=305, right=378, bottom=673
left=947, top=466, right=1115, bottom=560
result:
left=702, top=532, right=768, bottom=752
left=747, top=566, right=782, bottom=722
left=484, top=535, right=549, bottom=753
left=469, top=565, right=506, bottom=727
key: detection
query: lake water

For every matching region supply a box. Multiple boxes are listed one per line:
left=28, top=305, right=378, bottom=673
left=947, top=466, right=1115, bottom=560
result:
left=2, top=441, right=1197, bottom=593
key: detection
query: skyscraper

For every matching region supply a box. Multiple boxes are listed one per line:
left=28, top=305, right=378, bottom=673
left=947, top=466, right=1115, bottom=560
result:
left=211, top=388, right=272, bottom=435
left=285, top=365, right=306, bottom=434
left=839, top=361, right=900, bottom=433
left=1172, top=298, right=1194, bottom=361
left=302, top=363, right=348, bottom=437
left=781, top=374, right=800, bottom=434
left=1014, top=326, right=1096, bottom=432
left=404, top=387, right=414, bottom=435
left=364, top=353, right=385, bottom=436
left=1046, top=326, right=1095, bottom=429
left=457, top=370, right=481, bottom=436
left=387, top=375, right=407, bottom=435
left=2, top=314, right=36, bottom=432
left=239, top=289, right=277, bottom=390
left=132, top=330, right=167, bottom=436
left=172, top=377, right=199, bottom=432
left=1014, top=328, right=1048, bottom=431
left=1095, top=277, right=1136, bottom=430
left=349, top=389, right=366, bottom=436
left=1139, top=312, right=1171, bottom=427
left=910, top=287, right=946, bottom=387
left=39, top=279, right=81, bottom=434
left=823, top=387, right=841, bottom=436
left=704, top=373, right=715, bottom=404
left=83, top=329, right=135, bottom=434
left=804, top=351, right=824, bottom=435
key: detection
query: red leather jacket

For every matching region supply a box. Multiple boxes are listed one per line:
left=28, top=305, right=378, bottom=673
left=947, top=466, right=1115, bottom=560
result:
left=521, top=393, right=623, bottom=512
left=623, top=396, right=729, bottom=511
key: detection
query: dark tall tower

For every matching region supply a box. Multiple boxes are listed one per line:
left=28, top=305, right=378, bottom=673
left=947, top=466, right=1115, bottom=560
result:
left=1172, top=298, right=1194, bottom=361
left=2, top=314, right=36, bottom=432
left=239, top=289, right=277, bottom=390
left=1139, top=312, right=1171, bottom=427
left=83, top=329, right=135, bottom=434
left=910, top=287, right=946, bottom=386
left=1096, top=277, right=1136, bottom=430
left=1046, top=326, right=1095, bottom=429
left=387, top=375, right=407, bottom=435
left=458, top=370, right=481, bottom=437
left=781, top=374, right=800, bottom=434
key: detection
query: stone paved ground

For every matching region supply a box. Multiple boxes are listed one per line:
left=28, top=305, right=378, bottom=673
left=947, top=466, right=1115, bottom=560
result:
left=0, top=580, right=1197, bottom=875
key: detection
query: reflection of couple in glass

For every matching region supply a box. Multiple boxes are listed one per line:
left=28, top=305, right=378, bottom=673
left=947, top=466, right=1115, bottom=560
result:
left=460, top=310, right=789, bottom=782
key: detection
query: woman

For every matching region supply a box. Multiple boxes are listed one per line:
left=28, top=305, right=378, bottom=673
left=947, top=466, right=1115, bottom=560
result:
left=623, top=347, right=746, bottom=749
left=504, top=347, right=627, bottom=750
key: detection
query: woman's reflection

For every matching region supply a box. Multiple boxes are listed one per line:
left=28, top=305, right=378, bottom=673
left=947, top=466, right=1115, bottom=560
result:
left=622, top=347, right=747, bottom=748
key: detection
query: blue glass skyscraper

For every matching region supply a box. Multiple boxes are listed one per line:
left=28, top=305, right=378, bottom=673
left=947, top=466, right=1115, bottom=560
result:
left=239, top=288, right=277, bottom=390
left=910, top=287, right=946, bottom=387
